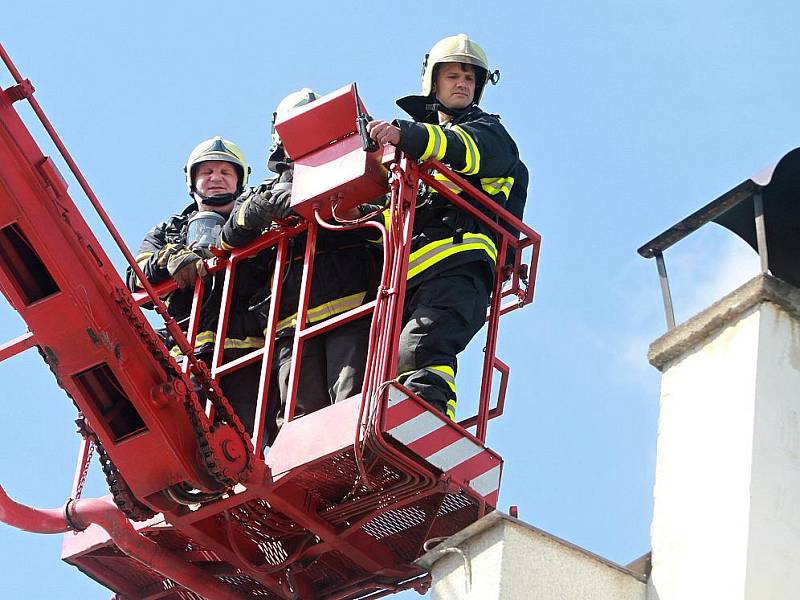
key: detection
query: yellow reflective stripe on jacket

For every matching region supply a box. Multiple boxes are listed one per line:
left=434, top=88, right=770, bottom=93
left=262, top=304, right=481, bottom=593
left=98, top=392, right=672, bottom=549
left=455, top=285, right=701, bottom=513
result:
left=225, top=336, right=266, bottom=350
left=275, top=291, right=368, bottom=333
left=480, top=176, right=515, bottom=200
left=407, top=233, right=497, bottom=280
left=425, top=365, right=456, bottom=393
left=450, top=125, right=480, bottom=176
left=236, top=196, right=253, bottom=228
left=433, top=172, right=463, bottom=195
left=169, top=331, right=264, bottom=357
left=420, top=124, right=447, bottom=161
left=136, top=251, right=153, bottom=267
left=133, top=252, right=154, bottom=289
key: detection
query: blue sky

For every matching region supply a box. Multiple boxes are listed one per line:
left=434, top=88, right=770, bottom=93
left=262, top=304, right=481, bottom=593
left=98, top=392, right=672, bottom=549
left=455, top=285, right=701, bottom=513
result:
left=0, top=1, right=796, bottom=598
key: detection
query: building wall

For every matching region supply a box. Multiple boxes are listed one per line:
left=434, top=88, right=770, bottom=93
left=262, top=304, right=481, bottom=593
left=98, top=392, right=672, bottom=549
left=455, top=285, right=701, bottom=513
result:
left=649, top=284, right=800, bottom=600
left=745, top=304, right=800, bottom=597
left=649, top=306, right=759, bottom=600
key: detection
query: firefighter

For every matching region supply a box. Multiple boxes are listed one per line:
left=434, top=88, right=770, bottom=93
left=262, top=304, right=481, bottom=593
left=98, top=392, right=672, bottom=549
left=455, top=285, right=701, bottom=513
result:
left=367, top=34, right=528, bottom=421
left=126, top=136, right=267, bottom=434
left=220, top=89, right=380, bottom=441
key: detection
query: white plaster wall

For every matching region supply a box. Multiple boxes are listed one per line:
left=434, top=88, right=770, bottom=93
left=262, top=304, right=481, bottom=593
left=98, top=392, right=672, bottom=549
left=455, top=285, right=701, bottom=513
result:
left=431, top=523, right=504, bottom=600
left=745, top=303, right=800, bottom=597
left=649, top=307, right=760, bottom=600
left=496, top=526, right=646, bottom=600
left=430, top=520, right=645, bottom=600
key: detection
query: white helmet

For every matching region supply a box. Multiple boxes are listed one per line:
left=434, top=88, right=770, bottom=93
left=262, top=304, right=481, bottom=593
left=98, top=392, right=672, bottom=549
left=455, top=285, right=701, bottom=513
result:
left=270, top=88, right=321, bottom=150
left=421, top=34, right=499, bottom=104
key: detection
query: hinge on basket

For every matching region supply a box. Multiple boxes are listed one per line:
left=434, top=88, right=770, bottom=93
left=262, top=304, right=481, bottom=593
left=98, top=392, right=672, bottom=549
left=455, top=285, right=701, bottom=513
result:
left=4, top=79, right=35, bottom=103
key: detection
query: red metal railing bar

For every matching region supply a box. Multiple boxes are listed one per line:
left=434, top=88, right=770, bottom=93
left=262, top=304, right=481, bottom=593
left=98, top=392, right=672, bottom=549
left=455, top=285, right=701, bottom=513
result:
left=295, top=299, right=377, bottom=340
left=283, top=218, right=318, bottom=422
left=0, top=331, right=35, bottom=362
left=380, top=159, right=418, bottom=386
left=210, top=256, right=238, bottom=378
left=183, top=277, right=207, bottom=376
left=212, top=346, right=264, bottom=378
left=458, top=356, right=509, bottom=431
left=252, top=235, right=289, bottom=453
left=476, top=241, right=508, bottom=442
left=421, top=159, right=540, bottom=243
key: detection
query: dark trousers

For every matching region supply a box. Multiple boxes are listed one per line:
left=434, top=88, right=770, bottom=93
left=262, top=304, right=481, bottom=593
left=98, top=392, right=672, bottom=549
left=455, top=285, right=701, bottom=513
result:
left=190, top=350, right=263, bottom=437
left=219, top=359, right=263, bottom=437
left=270, top=315, right=372, bottom=438
left=396, top=263, right=491, bottom=419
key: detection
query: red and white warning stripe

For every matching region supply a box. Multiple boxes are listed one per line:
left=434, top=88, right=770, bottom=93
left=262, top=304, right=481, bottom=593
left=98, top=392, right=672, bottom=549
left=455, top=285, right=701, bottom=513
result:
left=383, top=384, right=502, bottom=506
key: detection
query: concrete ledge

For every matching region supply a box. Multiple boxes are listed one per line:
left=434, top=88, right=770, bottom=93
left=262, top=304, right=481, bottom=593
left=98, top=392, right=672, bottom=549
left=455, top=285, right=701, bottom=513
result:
left=417, top=512, right=646, bottom=600
left=648, top=274, right=800, bottom=371
left=417, top=512, right=646, bottom=582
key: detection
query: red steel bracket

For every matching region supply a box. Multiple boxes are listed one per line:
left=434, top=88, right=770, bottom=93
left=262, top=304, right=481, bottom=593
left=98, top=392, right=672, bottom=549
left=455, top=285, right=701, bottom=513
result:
left=3, top=79, right=35, bottom=103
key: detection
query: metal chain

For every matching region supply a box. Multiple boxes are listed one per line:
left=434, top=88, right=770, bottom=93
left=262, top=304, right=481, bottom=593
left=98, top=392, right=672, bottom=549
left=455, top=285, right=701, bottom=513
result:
left=38, top=276, right=253, bottom=519
left=73, top=439, right=94, bottom=500
left=112, top=286, right=253, bottom=488
left=75, top=415, right=155, bottom=521
left=37, top=202, right=253, bottom=513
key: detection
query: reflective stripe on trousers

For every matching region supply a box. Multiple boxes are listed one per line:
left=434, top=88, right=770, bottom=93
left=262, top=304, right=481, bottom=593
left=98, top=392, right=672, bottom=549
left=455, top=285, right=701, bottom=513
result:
left=399, top=364, right=457, bottom=421
left=275, top=291, right=368, bottom=334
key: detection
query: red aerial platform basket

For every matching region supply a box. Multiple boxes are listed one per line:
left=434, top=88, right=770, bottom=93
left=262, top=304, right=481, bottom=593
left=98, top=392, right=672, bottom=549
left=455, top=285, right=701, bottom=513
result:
left=0, top=44, right=541, bottom=600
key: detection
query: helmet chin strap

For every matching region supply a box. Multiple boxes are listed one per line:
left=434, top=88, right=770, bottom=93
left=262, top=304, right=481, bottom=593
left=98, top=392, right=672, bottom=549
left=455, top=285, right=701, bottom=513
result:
left=193, top=190, right=238, bottom=207
left=426, top=97, right=476, bottom=121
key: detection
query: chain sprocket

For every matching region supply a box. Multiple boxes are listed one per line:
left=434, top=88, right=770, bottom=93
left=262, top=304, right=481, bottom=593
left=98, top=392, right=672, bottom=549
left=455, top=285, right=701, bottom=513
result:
left=113, top=287, right=254, bottom=488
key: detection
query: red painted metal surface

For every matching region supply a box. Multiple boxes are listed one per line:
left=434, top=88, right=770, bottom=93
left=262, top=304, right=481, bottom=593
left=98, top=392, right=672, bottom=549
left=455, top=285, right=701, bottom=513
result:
left=0, top=44, right=541, bottom=599
left=0, top=484, right=247, bottom=599
left=278, top=84, right=391, bottom=221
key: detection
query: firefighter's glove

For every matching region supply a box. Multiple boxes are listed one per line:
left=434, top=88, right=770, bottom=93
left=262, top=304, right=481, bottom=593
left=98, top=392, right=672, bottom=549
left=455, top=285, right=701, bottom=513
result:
left=238, top=185, right=292, bottom=231
left=271, top=169, right=294, bottom=219
left=161, top=245, right=207, bottom=289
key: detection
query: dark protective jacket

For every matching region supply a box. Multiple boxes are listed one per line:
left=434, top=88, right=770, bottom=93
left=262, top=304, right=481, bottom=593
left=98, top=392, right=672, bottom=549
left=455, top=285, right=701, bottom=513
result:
left=126, top=203, right=268, bottom=357
left=220, top=168, right=380, bottom=338
left=393, top=103, right=526, bottom=285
